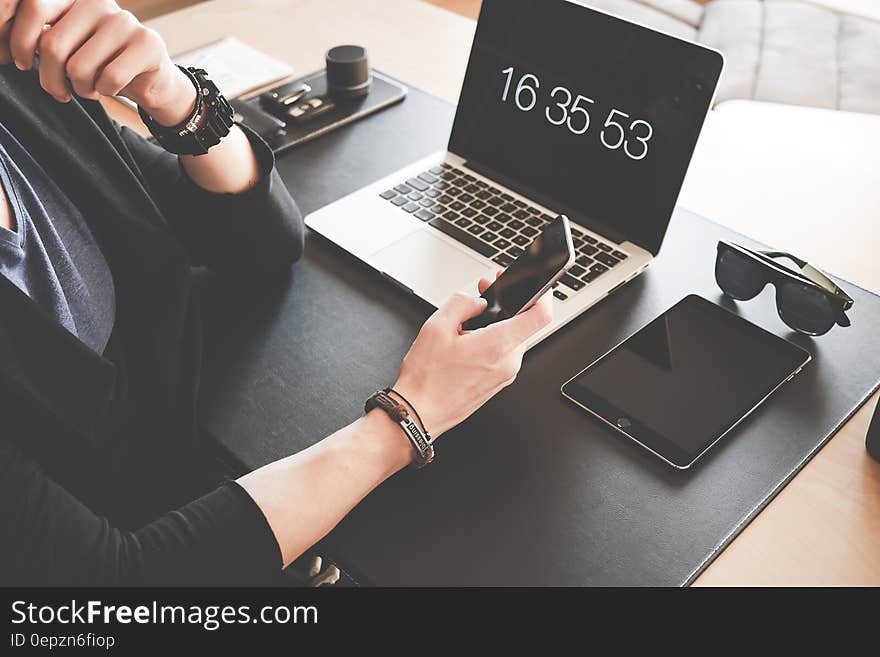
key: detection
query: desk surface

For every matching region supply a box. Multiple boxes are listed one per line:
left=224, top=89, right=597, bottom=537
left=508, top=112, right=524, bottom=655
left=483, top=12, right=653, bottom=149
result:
left=144, top=0, right=880, bottom=585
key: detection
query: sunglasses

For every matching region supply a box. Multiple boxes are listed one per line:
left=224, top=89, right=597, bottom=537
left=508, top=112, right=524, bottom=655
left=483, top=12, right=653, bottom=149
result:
left=715, top=241, right=853, bottom=336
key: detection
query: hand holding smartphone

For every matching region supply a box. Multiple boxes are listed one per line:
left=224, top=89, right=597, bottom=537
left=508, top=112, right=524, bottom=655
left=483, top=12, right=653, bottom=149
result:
left=463, top=215, right=575, bottom=331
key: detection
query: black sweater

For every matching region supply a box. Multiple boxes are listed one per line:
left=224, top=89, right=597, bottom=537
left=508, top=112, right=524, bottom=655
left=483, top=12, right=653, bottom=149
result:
left=0, top=67, right=304, bottom=585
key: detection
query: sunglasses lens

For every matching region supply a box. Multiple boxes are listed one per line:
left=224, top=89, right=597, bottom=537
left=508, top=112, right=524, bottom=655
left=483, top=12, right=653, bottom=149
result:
left=715, top=247, right=765, bottom=300
left=778, top=282, right=836, bottom=335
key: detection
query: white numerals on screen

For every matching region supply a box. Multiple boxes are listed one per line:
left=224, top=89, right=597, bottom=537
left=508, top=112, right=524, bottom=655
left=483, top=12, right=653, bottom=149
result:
left=501, top=67, right=539, bottom=111
left=545, top=87, right=594, bottom=135
left=501, top=67, right=653, bottom=161
left=624, top=119, right=652, bottom=160
left=600, top=109, right=628, bottom=149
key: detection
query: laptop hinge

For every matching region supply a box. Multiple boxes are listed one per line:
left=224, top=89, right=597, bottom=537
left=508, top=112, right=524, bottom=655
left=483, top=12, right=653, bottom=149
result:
left=462, top=159, right=629, bottom=246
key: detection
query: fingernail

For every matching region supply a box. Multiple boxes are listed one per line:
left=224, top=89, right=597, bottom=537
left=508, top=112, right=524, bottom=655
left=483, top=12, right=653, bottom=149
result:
left=14, top=60, right=25, bottom=70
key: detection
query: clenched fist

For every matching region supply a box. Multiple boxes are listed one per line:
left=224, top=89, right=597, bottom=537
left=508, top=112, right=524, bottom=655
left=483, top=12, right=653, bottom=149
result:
left=0, top=0, right=196, bottom=125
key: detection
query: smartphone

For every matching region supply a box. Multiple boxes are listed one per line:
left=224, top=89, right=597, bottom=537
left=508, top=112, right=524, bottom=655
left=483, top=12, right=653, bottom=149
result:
left=463, top=215, right=575, bottom=331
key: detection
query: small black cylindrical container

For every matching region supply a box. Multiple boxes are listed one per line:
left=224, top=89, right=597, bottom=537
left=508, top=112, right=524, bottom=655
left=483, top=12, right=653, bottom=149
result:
left=867, top=399, right=880, bottom=462
left=325, top=45, right=371, bottom=99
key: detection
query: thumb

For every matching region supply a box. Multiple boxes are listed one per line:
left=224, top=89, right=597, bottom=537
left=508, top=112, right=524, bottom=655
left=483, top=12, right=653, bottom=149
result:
left=434, top=291, right=488, bottom=327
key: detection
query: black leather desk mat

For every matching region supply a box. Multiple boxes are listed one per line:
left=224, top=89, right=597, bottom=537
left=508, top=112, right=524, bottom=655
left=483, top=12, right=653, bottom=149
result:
left=197, top=81, right=880, bottom=586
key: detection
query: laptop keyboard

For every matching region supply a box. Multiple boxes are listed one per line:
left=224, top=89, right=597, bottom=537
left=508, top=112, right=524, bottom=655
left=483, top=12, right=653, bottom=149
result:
left=378, top=163, right=629, bottom=299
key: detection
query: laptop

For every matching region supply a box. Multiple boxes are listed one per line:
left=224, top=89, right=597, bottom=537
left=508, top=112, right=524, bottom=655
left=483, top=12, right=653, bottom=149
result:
left=306, top=0, right=723, bottom=347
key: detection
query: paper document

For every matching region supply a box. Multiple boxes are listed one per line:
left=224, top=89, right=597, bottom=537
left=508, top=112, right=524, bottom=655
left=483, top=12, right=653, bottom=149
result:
left=173, top=36, right=295, bottom=99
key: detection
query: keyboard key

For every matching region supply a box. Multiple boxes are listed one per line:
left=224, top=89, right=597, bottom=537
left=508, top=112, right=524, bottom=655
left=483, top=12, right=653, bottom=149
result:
left=463, top=174, right=476, bottom=182
left=418, top=173, right=438, bottom=184
left=464, top=185, right=480, bottom=194
left=471, top=199, right=487, bottom=210
left=449, top=167, right=465, bottom=175
left=481, top=231, right=498, bottom=243
left=453, top=177, right=470, bottom=186
left=487, top=196, right=504, bottom=207
left=496, top=213, right=512, bottom=223
left=500, top=193, right=514, bottom=201
left=560, top=274, right=585, bottom=291
left=443, top=210, right=460, bottom=221
left=419, top=198, right=435, bottom=208
left=494, top=238, right=511, bottom=250
left=429, top=204, right=444, bottom=214
left=429, top=166, right=444, bottom=175
left=447, top=187, right=462, bottom=197
left=425, top=189, right=440, bottom=198
left=584, top=235, right=598, bottom=244
left=468, top=224, right=485, bottom=235
left=462, top=208, right=477, bottom=218
left=527, top=206, right=541, bottom=215
left=522, top=226, right=538, bottom=237
left=458, top=193, right=474, bottom=204
left=415, top=209, right=434, bottom=222
left=553, top=290, right=568, bottom=301
left=568, top=265, right=587, bottom=278
left=569, top=225, right=584, bottom=237
left=493, top=253, right=513, bottom=267
left=380, top=189, right=396, bottom=200
left=509, top=220, right=525, bottom=230
left=455, top=217, right=472, bottom=228
left=440, top=171, right=457, bottom=181
left=500, top=228, right=516, bottom=239
left=407, top=191, right=422, bottom=201
left=512, top=235, right=530, bottom=247
left=581, top=244, right=598, bottom=256
left=500, top=203, right=517, bottom=213
left=513, top=199, right=527, bottom=208
left=433, top=180, right=450, bottom=190
left=476, top=180, right=488, bottom=188
left=613, top=250, right=628, bottom=260
left=391, top=196, right=408, bottom=207
left=572, top=237, right=584, bottom=249
left=483, top=206, right=499, bottom=216
left=428, top=218, right=497, bottom=258
left=584, top=270, right=603, bottom=283
left=513, top=210, right=529, bottom=220
left=440, top=163, right=452, bottom=169
left=450, top=201, right=465, bottom=212
left=526, top=217, right=544, bottom=227
left=438, top=195, right=453, bottom=205
left=473, top=214, right=490, bottom=224
left=597, top=242, right=612, bottom=252
left=407, top=177, right=428, bottom=191
left=507, top=246, right=524, bottom=258
left=576, top=255, right=593, bottom=267
left=590, top=263, right=609, bottom=274
left=541, top=213, right=555, bottom=222
left=476, top=190, right=492, bottom=200
left=487, top=221, right=503, bottom=232
left=403, top=202, right=420, bottom=213
left=395, top=184, right=411, bottom=194
left=595, top=252, right=619, bottom=267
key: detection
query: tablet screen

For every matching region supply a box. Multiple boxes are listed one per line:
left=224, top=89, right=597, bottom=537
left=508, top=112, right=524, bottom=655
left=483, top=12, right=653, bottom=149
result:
left=562, top=296, right=811, bottom=468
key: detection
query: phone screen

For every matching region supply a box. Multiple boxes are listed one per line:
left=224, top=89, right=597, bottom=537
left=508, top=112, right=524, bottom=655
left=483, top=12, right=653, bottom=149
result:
left=463, top=216, right=573, bottom=331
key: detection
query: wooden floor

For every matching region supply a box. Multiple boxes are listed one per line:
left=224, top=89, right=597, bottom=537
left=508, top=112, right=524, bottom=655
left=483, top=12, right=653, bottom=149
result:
left=425, top=0, right=483, bottom=19
left=119, top=0, right=204, bottom=20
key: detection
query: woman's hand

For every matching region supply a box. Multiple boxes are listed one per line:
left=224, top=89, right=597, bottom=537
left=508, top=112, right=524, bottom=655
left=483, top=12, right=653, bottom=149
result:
left=0, top=0, right=196, bottom=125
left=394, top=275, right=553, bottom=438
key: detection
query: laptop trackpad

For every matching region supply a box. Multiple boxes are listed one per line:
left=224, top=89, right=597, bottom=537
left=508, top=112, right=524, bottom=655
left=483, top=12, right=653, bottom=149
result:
left=371, top=230, right=490, bottom=303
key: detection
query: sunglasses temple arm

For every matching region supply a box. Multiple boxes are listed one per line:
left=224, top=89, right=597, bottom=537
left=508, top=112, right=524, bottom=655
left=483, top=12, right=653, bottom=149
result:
left=760, top=250, right=808, bottom=268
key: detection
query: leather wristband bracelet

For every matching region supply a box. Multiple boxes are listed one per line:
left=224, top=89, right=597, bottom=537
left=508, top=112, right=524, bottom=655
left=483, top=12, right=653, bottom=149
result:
left=364, top=388, right=434, bottom=468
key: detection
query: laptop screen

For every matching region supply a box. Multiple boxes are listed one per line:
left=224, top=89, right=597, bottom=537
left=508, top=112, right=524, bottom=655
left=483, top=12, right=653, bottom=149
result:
left=448, top=0, right=723, bottom=255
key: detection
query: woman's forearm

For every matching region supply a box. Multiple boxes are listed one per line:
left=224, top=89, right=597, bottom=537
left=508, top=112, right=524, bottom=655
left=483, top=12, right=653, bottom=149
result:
left=179, top=125, right=263, bottom=194
left=236, top=410, right=413, bottom=568
left=143, top=68, right=263, bottom=195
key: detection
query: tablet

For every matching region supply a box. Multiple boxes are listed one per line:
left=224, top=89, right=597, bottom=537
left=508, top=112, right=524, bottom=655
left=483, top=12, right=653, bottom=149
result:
left=561, top=295, right=811, bottom=469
